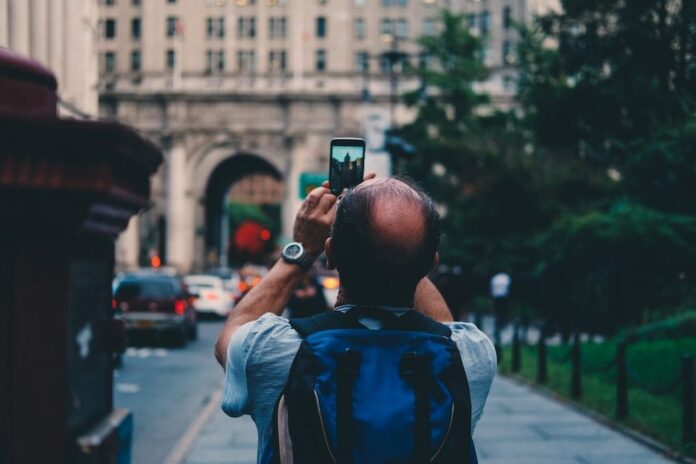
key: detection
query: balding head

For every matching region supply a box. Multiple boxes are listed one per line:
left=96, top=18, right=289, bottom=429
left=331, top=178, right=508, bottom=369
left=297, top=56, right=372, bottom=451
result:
left=328, top=177, right=441, bottom=306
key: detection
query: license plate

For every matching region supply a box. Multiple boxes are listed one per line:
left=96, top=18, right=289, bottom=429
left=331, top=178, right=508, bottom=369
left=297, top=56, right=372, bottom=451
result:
left=136, top=320, right=154, bottom=329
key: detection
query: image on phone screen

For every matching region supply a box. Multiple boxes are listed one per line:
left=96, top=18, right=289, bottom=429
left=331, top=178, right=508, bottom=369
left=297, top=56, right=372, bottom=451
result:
left=329, top=139, right=365, bottom=196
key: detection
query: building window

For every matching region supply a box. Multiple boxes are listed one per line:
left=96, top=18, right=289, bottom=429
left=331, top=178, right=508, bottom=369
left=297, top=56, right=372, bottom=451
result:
left=382, top=0, right=408, bottom=6
left=395, top=18, right=408, bottom=38
left=467, top=13, right=476, bottom=30
left=269, top=17, right=287, bottom=38
left=104, top=51, right=116, bottom=73
left=480, top=10, right=490, bottom=35
left=502, top=40, right=514, bottom=65
left=315, top=49, right=326, bottom=72
left=105, top=19, right=117, bottom=39
left=237, top=50, right=256, bottom=72
left=207, top=17, right=225, bottom=37
left=238, top=17, right=256, bottom=38
left=166, top=16, right=178, bottom=37
left=503, top=74, right=516, bottom=91
left=354, top=18, right=365, bottom=39
left=207, top=50, right=225, bottom=72
left=379, top=53, right=391, bottom=73
left=167, top=0, right=177, bottom=3
left=380, top=18, right=392, bottom=36
left=423, top=17, right=436, bottom=36
left=316, top=16, right=327, bottom=38
left=132, top=0, right=141, bottom=5
left=131, top=18, right=141, bottom=39
left=503, top=6, right=512, bottom=30
left=268, top=50, right=287, bottom=72
left=166, top=49, right=176, bottom=70
left=355, top=51, right=369, bottom=72
left=130, top=50, right=141, bottom=72
left=104, top=0, right=116, bottom=5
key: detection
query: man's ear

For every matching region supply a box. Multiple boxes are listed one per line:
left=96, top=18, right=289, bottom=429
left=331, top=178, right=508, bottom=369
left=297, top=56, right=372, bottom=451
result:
left=430, top=252, right=440, bottom=273
left=325, top=237, right=336, bottom=270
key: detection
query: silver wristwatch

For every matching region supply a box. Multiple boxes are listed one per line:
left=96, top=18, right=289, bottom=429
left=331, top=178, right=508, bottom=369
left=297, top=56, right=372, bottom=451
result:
left=281, top=242, right=314, bottom=270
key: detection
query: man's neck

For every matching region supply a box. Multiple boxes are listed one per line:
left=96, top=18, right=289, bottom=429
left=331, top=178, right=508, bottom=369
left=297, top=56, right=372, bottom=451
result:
left=334, top=288, right=414, bottom=309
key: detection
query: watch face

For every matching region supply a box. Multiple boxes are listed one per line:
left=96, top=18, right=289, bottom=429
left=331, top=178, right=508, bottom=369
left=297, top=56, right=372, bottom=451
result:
left=284, top=243, right=302, bottom=260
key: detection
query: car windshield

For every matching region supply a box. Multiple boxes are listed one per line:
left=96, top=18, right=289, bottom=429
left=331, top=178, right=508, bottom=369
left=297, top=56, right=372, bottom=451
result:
left=114, top=279, right=178, bottom=300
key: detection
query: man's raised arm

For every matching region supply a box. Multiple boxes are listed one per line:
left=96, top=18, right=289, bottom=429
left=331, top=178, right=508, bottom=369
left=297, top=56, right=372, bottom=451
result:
left=414, top=277, right=454, bottom=323
left=214, top=186, right=338, bottom=368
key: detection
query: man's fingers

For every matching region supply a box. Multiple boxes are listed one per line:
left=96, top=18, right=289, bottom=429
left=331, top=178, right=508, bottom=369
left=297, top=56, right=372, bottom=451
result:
left=304, top=187, right=329, bottom=209
left=321, top=180, right=330, bottom=189
left=316, top=191, right=337, bottom=214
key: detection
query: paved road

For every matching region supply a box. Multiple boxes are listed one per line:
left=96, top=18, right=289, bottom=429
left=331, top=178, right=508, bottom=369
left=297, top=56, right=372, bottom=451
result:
left=185, top=376, right=675, bottom=464
left=114, top=321, right=224, bottom=464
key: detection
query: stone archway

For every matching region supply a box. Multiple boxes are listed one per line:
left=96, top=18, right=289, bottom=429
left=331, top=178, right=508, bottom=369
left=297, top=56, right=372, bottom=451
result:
left=186, top=142, right=286, bottom=271
left=202, top=154, right=283, bottom=268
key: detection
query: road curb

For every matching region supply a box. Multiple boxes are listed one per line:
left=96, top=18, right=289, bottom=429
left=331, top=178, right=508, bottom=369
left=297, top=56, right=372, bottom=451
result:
left=163, top=388, right=222, bottom=464
left=502, top=373, right=696, bottom=464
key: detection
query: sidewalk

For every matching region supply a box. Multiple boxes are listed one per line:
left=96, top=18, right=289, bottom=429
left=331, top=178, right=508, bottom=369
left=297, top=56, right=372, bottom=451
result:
left=184, top=376, right=674, bottom=464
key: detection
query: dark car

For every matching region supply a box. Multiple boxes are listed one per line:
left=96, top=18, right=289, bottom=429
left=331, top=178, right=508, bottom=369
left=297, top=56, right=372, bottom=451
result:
left=113, top=271, right=197, bottom=346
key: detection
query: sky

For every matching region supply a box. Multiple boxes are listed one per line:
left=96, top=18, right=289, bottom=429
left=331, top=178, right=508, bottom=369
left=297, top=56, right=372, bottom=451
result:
left=331, top=145, right=364, bottom=162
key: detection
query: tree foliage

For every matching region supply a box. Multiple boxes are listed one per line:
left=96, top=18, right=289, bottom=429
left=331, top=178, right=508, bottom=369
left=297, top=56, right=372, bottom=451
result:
left=402, top=3, right=696, bottom=331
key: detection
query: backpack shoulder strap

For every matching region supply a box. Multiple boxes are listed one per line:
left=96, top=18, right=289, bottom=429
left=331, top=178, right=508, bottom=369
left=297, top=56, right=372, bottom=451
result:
left=289, top=310, right=365, bottom=338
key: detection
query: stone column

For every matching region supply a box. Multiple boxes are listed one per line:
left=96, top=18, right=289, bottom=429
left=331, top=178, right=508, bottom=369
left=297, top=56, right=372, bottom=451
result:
left=165, top=141, right=195, bottom=273
left=115, top=216, right=140, bottom=272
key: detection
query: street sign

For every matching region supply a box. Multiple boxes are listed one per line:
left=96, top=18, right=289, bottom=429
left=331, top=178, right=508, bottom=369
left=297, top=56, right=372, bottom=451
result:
left=299, top=172, right=328, bottom=199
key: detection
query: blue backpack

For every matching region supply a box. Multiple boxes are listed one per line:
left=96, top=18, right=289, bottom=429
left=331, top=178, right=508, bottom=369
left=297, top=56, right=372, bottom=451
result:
left=263, top=308, right=478, bottom=464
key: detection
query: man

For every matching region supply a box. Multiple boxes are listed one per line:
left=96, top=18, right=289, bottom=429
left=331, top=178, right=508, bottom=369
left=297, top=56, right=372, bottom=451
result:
left=215, top=177, right=496, bottom=461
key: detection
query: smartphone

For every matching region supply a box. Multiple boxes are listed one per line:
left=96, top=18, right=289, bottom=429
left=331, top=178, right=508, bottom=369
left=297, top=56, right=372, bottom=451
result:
left=329, top=137, right=366, bottom=196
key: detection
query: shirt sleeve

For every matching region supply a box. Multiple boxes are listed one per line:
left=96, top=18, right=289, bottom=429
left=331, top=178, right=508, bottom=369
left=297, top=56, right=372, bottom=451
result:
left=445, top=321, right=497, bottom=434
left=221, top=313, right=302, bottom=420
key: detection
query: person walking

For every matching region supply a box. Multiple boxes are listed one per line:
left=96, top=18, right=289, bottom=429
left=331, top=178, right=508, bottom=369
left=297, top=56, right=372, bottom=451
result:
left=215, top=177, right=496, bottom=463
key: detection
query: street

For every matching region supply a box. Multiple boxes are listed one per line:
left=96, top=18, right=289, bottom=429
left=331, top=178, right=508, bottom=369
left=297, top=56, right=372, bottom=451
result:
left=114, top=321, right=225, bottom=464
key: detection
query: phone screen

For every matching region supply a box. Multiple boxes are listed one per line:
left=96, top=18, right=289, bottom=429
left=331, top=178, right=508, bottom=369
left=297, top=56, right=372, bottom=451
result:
left=329, top=138, right=366, bottom=196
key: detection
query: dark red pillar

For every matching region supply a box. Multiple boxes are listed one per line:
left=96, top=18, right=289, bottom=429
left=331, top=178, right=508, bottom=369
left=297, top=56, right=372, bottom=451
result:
left=0, top=49, right=162, bottom=463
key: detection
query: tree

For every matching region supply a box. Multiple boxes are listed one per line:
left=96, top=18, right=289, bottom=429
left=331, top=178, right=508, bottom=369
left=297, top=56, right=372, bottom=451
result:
left=400, top=12, right=545, bottom=281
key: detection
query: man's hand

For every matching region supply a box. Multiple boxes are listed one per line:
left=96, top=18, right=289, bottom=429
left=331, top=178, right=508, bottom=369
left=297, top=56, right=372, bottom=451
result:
left=293, top=187, right=338, bottom=258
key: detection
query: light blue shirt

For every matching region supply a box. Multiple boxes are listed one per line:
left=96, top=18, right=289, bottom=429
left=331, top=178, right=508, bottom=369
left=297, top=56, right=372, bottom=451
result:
left=222, top=309, right=497, bottom=462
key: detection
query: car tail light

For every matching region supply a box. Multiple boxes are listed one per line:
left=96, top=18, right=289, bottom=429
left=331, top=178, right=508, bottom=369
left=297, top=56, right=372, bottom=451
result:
left=238, top=281, right=249, bottom=293
left=174, top=299, right=186, bottom=315
left=112, top=298, right=117, bottom=310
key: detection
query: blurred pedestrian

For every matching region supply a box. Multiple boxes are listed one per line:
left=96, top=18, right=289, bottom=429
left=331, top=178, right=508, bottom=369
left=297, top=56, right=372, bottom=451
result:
left=216, top=177, right=495, bottom=463
left=490, top=271, right=511, bottom=350
left=285, top=266, right=329, bottom=319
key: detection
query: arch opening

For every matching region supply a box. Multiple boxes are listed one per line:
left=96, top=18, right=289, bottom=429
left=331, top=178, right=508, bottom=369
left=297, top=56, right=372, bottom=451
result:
left=203, top=153, right=284, bottom=268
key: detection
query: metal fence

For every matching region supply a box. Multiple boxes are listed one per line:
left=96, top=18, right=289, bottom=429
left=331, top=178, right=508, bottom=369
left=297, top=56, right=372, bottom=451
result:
left=510, top=326, right=695, bottom=445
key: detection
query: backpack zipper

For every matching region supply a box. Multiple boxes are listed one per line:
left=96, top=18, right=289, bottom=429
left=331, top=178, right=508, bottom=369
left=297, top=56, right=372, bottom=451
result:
left=313, top=389, right=338, bottom=464
left=430, top=403, right=455, bottom=462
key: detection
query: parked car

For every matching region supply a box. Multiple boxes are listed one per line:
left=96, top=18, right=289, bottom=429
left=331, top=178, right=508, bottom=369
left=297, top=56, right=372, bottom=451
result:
left=112, top=271, right=197, bottom=346
left=183, top=274, right=235, bottom=318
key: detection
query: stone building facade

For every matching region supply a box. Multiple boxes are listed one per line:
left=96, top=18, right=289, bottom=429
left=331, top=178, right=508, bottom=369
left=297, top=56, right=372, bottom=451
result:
left=96, top=0, right=558, bottom=272
left=0, top=0, right=99, bottom=116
